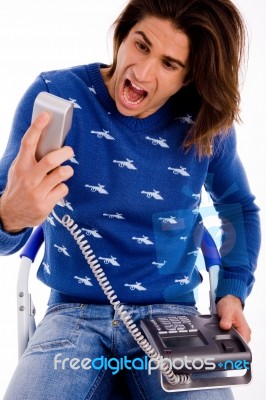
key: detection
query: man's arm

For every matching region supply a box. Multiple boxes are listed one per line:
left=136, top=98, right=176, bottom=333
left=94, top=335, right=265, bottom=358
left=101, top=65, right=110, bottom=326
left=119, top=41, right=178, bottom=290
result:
left=205, top=128, right=261, bottom=304
left=205, top=128, right=260, bottom=340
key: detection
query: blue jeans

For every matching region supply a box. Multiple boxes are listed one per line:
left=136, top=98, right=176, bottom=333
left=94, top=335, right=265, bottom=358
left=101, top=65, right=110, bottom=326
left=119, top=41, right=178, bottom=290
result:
left=4, top=303, right=234, bottom=400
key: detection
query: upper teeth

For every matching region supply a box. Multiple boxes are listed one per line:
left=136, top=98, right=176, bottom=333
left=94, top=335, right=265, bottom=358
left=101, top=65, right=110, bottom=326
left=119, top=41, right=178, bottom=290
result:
left=131, top=81, right=143, bottom=91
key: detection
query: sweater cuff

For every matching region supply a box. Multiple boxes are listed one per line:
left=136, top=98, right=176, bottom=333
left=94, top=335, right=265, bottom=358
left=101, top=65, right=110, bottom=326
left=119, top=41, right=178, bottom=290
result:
left=216, top=278, right=248, bottom=305
left=0, top=220, right=32, bottom=255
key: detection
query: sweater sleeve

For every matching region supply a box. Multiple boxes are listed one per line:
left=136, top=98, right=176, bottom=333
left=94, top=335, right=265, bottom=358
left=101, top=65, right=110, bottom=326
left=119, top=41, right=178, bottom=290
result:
left=0, top=75, right=49, bottom=255
left=204, top=126, right=261, bottom=304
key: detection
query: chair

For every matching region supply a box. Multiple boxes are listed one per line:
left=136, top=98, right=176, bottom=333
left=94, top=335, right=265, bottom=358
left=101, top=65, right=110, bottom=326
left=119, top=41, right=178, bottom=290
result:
left=16, top=225, right=222, bottom=398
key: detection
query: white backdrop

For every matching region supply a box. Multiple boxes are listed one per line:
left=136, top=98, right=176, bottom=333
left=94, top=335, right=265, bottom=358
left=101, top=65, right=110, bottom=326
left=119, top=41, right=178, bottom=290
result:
left=0, top=1, right=265, bottom=398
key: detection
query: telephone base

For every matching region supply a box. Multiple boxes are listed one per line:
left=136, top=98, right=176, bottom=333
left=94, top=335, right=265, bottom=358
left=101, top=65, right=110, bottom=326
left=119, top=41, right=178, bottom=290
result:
left=161, top=369, right=252, bottom=392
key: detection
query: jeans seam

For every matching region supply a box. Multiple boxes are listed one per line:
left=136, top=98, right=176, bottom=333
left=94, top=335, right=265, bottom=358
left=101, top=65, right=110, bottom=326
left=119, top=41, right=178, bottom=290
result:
left=69, top=305, right=82, bottom=346
left=111, top=326, right=116, bottom=356
left=130, top=369, right=149, bottom=400
left=84, top=368, right=110, bottom=400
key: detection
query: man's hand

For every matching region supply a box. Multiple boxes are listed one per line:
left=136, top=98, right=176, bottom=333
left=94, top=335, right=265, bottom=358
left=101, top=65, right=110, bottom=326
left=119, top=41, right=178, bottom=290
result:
left=0, top=112, right=74, bottom=233
left=216, top=294, right=251, bottom=342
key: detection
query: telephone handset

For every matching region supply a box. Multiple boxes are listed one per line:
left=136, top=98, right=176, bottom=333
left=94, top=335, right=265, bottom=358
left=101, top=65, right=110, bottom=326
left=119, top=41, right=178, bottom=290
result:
left=32, top=92, right=74, bottom=161
left=32, top=92, right=252, bottom=392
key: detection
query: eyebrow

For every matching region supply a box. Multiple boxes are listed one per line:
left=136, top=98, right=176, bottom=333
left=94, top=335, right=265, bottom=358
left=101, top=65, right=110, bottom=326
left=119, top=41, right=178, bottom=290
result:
left=134, top=30, right=186, bottom=69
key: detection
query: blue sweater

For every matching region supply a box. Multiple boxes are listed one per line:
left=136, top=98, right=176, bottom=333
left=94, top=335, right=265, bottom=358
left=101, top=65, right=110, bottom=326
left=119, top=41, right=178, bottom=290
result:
left=0, top=63, right=261, bottom=305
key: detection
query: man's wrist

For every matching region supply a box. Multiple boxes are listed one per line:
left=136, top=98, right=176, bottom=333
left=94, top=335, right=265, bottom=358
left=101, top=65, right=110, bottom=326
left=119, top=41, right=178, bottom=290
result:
left=0, top=197, right=23, bottom=234
left=217, top=294, right=244, bottom=309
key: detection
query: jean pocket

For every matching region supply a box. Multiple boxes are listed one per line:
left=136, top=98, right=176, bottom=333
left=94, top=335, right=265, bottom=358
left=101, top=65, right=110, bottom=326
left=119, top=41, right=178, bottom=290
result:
left=150, top=303, right=199, bottom=318
left=44, top=302, right=83, bottom=317
left=24, top=306, right=81, bottom=355
left=25, top=339, right=76, bottom=355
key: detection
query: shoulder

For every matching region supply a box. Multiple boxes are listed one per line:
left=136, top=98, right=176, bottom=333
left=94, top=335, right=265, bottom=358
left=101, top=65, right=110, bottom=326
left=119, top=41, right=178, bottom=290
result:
left=39, top=63, right=98, bottom=93
left=15, top=63, right=98, bottom=110
left=40, top=64, right=90, bottom=82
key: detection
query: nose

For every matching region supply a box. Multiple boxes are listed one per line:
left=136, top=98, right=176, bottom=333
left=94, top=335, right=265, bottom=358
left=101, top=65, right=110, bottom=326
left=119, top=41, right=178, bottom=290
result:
left=132, top=58, right=156, bottom=83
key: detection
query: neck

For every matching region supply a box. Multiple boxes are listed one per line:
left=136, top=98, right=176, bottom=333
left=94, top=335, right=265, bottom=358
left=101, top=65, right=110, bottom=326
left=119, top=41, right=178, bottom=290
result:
left=100, top=66, right=114, bottom=99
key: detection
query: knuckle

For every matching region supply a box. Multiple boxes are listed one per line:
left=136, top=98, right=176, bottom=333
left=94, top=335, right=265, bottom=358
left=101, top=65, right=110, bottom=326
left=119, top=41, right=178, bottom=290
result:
left=43, top=154, right=57, bottom=170
left=57, top=166, right=73, bottom=180
left=20, top=134, right=33, bottom=151
left=57, top=166, right=67, bottom=180
left=23, top=175, right=38, bottom=191
left=11, top=164, right=24, bottom=180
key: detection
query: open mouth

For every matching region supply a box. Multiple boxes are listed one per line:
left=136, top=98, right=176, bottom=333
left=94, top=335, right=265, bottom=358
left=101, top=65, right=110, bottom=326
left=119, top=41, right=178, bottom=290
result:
left=123, top=79, right=148, bottom=105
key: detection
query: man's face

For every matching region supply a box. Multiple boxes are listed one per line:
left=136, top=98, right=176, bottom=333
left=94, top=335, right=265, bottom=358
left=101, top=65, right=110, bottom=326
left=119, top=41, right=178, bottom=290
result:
left=104, top=16, right=190, bottom=119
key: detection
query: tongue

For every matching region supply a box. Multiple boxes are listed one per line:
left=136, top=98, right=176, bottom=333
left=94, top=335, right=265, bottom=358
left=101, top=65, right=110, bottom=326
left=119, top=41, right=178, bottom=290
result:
left=125, top=82, right=146, bottom=103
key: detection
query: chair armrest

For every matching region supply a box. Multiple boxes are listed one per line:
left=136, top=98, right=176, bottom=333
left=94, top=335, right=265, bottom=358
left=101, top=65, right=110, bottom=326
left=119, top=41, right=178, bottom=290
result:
left=17, top=226, right=44, bottom=359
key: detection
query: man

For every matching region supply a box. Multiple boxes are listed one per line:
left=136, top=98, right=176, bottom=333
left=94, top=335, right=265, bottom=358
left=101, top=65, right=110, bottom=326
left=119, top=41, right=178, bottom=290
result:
left=0, top=1, right=260, bottom=399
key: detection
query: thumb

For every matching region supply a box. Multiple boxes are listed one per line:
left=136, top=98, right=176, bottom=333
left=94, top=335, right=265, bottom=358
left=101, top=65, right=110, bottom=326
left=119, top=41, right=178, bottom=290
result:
left=18, top=111, right=51, bottom=164
left=216, top=295, right=238, bottom=331
left=219, top=315, right=232, bottom=331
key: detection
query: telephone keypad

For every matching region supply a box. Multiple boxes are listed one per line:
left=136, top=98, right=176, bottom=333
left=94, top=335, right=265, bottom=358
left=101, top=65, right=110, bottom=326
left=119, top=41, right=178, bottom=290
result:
left=150, top=316, right=198, bottom=334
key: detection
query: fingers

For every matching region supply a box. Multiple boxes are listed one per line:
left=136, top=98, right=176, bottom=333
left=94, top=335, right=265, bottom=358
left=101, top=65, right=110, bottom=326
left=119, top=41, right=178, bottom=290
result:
left=33, top=148, right=74, bottom=211
left=11, top=146, right=74, bottom=192
left=16, top=111, right=74, bottom=181
left=38, top=146, right=74, bottom=172
left=217, top=295, right=252, bottom=342
left=40, top=164, right=74, bottom=194
left=220, top=315, right=251, bottom=342
left=220, top=317, right=251, bottom=342
left=231, top=315, right=251, bottom=343
left=18, top=112, right=51, bottom=165
left=1, top=113, right=75, bottom=231
left=47, top=182, right=71, bottom=206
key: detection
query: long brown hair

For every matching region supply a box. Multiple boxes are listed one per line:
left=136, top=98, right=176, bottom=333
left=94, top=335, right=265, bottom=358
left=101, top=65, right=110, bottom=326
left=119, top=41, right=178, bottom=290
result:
left=107, top=0, right=247, bottom=157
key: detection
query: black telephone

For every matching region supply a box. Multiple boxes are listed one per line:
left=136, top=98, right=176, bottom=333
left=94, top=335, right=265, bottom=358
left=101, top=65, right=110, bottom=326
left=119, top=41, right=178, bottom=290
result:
left=32, top=92, right=253, bottom=392
left=140, top=313, right=252, bottom=391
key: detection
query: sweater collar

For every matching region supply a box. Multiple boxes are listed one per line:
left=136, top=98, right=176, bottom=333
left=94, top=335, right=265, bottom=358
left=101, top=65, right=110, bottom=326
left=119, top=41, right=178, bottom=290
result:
left=87, top=63, right=175, bottom=131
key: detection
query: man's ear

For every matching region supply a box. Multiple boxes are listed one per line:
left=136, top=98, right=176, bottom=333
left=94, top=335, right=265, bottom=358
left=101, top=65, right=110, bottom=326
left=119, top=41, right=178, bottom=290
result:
left=182, top=77, right=192, bottom=87
left=182, top=71, right=193, bottom=87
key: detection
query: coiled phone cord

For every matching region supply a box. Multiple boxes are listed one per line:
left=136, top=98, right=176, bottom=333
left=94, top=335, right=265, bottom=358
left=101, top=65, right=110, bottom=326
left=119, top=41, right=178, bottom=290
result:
left=53, top=211, right=191, bottom=386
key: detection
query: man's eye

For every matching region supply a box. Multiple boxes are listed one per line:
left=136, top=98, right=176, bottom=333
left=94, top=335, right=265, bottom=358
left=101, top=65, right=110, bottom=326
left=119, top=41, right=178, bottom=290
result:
left=163, top=60, right=177, bottom=71
left=136, top=41, right=149, bottom=53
